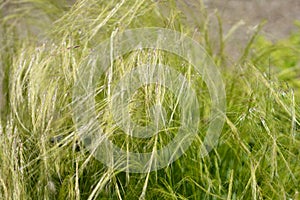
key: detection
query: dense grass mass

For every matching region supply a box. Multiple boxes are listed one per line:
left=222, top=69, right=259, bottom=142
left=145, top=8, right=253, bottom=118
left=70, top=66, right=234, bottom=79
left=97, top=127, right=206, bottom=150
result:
left=0, top=0, right=300, bottom=199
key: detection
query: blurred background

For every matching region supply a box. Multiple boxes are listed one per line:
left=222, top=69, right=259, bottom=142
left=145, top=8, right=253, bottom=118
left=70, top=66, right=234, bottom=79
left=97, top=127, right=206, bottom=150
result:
left=160, top=0, right=300, bottom=59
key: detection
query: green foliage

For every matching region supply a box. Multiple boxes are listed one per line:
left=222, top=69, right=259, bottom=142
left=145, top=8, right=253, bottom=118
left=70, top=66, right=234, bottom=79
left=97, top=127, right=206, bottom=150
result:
left=252, top=23, right=300, bottom=95
left=0, top=0, right=299, bottom=200
left=253, top=32, right=300, bottom=69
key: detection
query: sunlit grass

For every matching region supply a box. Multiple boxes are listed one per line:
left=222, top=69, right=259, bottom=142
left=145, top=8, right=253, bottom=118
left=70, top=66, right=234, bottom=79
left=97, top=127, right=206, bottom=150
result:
left=0, top=0, right=299, bottom=199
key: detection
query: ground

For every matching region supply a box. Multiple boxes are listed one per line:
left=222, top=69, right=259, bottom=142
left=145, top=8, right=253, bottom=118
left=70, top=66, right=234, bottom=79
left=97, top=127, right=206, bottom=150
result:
left=173, top=0, right=300, bottom=59
left=206, top=0, right=300, bottom=39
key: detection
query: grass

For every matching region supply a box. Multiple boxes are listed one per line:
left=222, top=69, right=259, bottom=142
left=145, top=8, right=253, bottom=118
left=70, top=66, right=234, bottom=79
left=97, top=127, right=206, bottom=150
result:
left=0, top=0, right=300, bottom=199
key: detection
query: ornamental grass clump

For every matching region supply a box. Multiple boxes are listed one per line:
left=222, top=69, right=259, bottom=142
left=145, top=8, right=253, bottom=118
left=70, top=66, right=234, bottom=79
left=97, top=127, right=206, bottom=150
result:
left=0, top=0, right=299, bottom=199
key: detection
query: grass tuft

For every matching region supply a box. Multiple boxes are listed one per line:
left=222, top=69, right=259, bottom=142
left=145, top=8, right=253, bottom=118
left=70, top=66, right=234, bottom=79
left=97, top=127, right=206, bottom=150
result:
left=0, top=0, right=299, bottom=199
